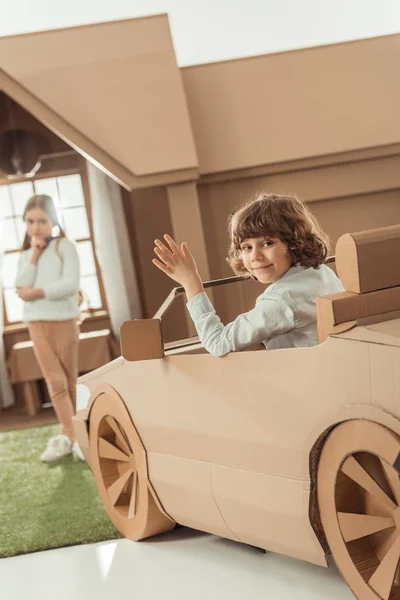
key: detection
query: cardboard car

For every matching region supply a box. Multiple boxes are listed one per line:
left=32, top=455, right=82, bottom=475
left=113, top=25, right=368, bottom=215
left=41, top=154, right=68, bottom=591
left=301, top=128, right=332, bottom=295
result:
left=74, top=224, right=400, bottom=600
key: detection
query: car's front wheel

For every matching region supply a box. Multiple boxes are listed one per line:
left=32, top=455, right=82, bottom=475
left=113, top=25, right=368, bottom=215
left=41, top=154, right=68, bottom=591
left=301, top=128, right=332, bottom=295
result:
left=318, top=420, right=400, bottom=600
left=89, top=385, right=175, bottom=541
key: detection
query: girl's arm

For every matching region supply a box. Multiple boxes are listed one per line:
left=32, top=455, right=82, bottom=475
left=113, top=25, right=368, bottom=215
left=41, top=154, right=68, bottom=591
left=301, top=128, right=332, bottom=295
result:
left=15, top=237, right=48, bottom=288
left=42, top=239, right=80, bottom=300
left=15, top=252, right=37, bottom=288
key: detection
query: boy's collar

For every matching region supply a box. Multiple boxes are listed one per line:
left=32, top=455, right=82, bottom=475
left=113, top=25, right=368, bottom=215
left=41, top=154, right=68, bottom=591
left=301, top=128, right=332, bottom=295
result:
left=279, top=264, right=307, bottom=281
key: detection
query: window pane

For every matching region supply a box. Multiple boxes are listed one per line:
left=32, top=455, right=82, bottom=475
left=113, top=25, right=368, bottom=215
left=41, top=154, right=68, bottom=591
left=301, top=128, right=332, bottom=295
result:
left=76, top=241, right=96, bottom=276
left=1, top=252, right=19, bottom=288
left=15, top=218, right=27, bottom=247
left=80, top=275, right=102, bottom=310
left=1, top=218, right=20, bottom=251
left=9, top=181, right=34, bottom=215
left=57, top=175, right=84, bottom=208
left=0, top=186, right=13, bottom=218
left=63, top=207, right=90, bottom=240
left=34, top=178, right=60, bottom=206
left=4, top=288, right=24, bottom=323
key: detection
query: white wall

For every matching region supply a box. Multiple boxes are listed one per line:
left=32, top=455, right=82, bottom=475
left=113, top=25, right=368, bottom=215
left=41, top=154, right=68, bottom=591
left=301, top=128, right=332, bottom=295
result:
left=0, top=0, right=399, bottom=66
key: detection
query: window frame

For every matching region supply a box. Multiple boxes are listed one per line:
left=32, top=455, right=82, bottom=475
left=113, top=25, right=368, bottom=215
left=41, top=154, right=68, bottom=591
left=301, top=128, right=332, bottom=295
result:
left=0, top=154, right=108, bottom=329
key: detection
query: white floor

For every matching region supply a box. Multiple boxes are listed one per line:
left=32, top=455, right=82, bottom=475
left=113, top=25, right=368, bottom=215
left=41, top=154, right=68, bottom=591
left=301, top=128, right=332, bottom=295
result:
left=1, top=527, right=355, bottom=600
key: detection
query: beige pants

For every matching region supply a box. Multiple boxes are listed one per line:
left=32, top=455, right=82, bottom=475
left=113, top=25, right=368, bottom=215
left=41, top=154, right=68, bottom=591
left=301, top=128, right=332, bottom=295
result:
left=28, top=320, right=80, bottom=442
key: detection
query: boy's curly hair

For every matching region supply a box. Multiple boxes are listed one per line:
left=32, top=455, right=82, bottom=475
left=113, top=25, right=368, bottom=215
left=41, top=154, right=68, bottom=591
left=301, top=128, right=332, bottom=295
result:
left=227, top=193, right=330, bottom=276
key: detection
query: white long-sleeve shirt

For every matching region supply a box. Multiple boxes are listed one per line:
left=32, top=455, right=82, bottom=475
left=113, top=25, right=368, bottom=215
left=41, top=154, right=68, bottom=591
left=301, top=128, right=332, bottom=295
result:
left=15, top=237, right=80, bottom=322
left=186, top=264, right=344, bottom=356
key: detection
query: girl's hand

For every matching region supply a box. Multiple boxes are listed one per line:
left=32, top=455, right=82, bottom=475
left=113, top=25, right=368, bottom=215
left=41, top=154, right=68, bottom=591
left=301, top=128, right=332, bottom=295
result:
left=16, top=287, right=44, bottom=302
left=30, top=236, right=47, bottom=263
left=153, top=235, right=200, bottom=287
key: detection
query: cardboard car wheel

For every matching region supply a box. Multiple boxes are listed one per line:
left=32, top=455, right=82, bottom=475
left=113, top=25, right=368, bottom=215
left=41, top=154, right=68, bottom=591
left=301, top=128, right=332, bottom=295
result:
left=89, top=385, right=175, bottom=541
left=318, top=420, right=400, bottom=600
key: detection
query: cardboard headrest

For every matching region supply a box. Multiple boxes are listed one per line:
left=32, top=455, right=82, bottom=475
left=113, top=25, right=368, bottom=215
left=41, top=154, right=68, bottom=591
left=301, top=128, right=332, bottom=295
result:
left=335, top=224, right=400, bottom=293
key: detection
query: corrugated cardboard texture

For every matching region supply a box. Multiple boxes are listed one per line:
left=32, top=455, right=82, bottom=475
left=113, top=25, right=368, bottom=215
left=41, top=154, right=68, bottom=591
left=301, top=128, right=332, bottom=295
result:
left=318, top=420, right=400, bottom=599
left=74, top=324, right=400, bottom=570
left=317, top=287, right=400, bottom=342
left=147, top=453, right=240, bottom=541
left=88, top=387, right=175, bottom=540
left=0, top=15, right=198, bottom=180
left=331, top=317, right=400, bottom=348
left=182, top=34, right=400, bottom=174
left=336, top=225, right=400, bottom=293
left=120, top=319, right=164, bottom=361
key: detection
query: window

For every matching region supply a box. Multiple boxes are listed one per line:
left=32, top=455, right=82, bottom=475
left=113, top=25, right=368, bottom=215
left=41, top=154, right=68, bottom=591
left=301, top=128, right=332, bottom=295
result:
left=0, top=174, right=104, bottom=324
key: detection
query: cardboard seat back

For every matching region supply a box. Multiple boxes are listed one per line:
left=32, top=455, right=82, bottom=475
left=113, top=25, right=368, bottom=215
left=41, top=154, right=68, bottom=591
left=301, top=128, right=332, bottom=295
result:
left=335, top=224, right=400, bottom=293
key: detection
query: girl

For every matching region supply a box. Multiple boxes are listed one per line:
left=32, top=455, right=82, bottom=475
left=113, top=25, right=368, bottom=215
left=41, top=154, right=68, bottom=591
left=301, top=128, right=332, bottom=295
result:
left=153, top=193, right=344, bottom=356
left=15, top=194, right=83, bottom=462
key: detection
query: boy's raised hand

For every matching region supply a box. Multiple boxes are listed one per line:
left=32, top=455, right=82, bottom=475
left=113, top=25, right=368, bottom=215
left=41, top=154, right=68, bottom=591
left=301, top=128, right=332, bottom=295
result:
left=153, top=235, right=200, bottom=288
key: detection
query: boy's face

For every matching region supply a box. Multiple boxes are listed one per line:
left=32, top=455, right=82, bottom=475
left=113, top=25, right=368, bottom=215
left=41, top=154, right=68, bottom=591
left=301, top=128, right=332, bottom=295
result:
left=240, top=236, right=292, bottom=284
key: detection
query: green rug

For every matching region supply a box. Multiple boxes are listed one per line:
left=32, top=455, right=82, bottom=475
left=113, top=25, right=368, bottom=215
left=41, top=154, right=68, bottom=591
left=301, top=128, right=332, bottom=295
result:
left=0, top=424, right=122, bottom=558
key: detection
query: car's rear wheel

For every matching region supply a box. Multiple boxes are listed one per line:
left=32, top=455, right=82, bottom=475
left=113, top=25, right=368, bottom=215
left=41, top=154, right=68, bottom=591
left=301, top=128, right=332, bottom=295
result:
left=318, top=420, right=400, bottom=600
left=89, top=385, right=175, bottom=540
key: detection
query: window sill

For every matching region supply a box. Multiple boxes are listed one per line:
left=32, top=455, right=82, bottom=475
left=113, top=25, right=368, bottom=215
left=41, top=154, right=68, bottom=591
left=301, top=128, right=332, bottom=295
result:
left=3, top=310, right=109, bottom=336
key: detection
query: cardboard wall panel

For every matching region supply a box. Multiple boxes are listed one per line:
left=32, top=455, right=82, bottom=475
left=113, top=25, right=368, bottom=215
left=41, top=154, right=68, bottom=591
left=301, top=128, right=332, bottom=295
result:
left=122, top=185, right=190, bottom=342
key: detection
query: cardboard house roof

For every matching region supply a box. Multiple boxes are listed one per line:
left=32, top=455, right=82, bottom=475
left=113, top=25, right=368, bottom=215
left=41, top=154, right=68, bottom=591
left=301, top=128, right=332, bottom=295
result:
left=1, top=17, right=399, bottom=187
left=0, top=14, right=198, bottom=189
left=181, top=33, right=400, bottom=174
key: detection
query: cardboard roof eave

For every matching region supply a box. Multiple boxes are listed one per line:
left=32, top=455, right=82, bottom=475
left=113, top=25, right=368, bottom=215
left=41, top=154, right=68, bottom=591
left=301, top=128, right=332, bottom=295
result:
left=0, top=15, right=199, bottom=189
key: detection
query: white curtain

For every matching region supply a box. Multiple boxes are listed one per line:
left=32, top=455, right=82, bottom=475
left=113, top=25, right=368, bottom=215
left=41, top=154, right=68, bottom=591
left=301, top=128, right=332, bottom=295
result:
left=0, top=220, right=15, bottom=409
left=86, top=162, right=142, bottom=338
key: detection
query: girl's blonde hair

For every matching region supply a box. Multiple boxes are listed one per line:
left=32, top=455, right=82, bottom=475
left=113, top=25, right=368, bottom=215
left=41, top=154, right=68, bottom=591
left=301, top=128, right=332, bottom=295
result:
left=21, top=194, right=65, bottom=251
left=227, top=193, right=330, bottom=276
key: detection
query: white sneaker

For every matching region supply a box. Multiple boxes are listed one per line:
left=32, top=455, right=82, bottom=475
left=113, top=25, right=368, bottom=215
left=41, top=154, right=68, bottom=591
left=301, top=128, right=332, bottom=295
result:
left=40, top=434, right=72, bottom=462
left=72, top=441, right=86, bottom=461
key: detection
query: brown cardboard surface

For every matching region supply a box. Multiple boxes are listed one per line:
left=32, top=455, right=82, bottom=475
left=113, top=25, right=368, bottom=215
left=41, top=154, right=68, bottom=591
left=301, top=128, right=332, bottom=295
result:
left=331, top=317, right=400, bottom=348
left=0, top=15, right=198, bottom=184
left=73, top=224, right=400, bottom=595
left=74, top=325, right=400, bottom=576
left=336, top=225, right=400, bottom=293
left=88, top=385, right=175, bottom=540
left=182, top=34, right=400, bottom=174
left=147, top=452, right=239, bottom=541
left=319, top=311, right=400, bottom=344
left=316, top=287, right=400, bottom=342
left=120, top=320, right=164, bottom=361
left=210, top=464, right=326, bottom=566
left=317, top=420, right=400, bottom=599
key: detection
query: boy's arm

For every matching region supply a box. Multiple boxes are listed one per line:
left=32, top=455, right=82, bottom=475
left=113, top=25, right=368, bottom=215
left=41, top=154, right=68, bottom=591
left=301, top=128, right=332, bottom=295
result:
left=183, top=275, right=204, bottom=301
left=186, top=294, right=295, bottom=357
